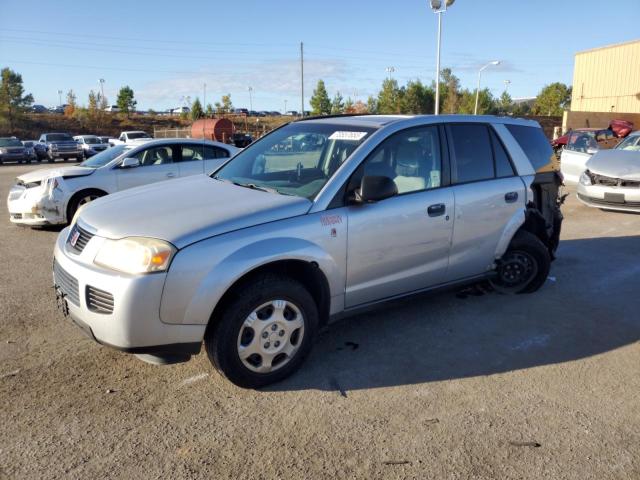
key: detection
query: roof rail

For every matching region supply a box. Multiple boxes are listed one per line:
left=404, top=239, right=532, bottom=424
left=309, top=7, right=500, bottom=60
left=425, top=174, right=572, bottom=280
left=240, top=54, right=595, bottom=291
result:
left=294, top=113, right=376, bottom=122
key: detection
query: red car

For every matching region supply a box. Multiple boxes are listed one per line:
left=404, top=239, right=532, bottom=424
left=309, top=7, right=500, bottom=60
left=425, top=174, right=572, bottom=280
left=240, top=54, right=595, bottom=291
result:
left=552, top=119, right=633, bottom=151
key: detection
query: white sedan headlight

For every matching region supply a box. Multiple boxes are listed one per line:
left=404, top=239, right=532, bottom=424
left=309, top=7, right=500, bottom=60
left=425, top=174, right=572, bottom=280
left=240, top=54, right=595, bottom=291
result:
left=579, top=171, right=592, bottom=186
left=94, top=237, right=176, bottom=274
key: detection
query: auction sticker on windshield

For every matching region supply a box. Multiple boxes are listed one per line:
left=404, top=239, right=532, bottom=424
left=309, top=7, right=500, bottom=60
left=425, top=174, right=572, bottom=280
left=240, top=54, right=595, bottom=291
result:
left=328, top=131, right=368, bottom=141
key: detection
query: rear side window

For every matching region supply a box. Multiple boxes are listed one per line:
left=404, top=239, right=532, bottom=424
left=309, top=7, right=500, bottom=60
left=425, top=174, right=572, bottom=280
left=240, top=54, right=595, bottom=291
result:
left=490, top=129, right=515, bottom=178
left=505, top=124, right=554, bottom=171
left=204, top=146, right=230, bottom=159
left=448, top=124, right=494, bottom=183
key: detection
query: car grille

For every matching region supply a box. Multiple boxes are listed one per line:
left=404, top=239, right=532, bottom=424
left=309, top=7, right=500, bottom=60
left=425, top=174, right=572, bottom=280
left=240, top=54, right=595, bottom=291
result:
left=578, top=193, right=640, bottom=208
left=53, top=259, right=80, bottom=306
left=67, top=224, right=94, bottom=253
left=590, top=173, right=640, bottom=188
left=86, top=286, right=114, bottom=314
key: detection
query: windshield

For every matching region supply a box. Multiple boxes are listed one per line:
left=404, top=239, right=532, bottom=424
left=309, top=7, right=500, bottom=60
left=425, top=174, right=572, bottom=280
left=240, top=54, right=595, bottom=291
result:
left=79, top=144, right=130, bottom=168
left=0, top=138, right=23, bottom=147
left=213, top=122, right=376, bottom=199
left=565, top=131, right=597, bottom=153
left=615, top=135, right=640, bottom=151
left=83, top=136, right=101, bottom=144
left=127, top=132, right=151, bottom=139
left=47, top=133, right=73, bottom=142
left=23, top=141, right=34, bottom=147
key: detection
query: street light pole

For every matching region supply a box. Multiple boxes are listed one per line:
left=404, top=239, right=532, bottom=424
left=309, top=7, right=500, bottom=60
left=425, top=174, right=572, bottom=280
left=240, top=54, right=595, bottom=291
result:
left=503, top=79, right=511, bottom=94
left=248, top=86, right=253, bottom=112
left=385, top=66, right=395, bottom=80
left=284, top=99, right=287, bottom=114
left=99, top=79, right=105, bottom=104
left=474, top=60, right=500, bottom=115
left=57, top=89, right=62, bottom=107
left=430, top=0, right=455, bottom=115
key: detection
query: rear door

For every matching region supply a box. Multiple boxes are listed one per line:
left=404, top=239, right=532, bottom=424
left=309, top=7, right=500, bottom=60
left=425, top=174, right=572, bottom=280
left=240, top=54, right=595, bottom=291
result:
left=177, top=144, right=205, bottom=177
left=203, top=145, right=232, bottom=173
left=560, top=131, right=596, bottom=183
left=116, top=144, right=180, bottom=191
left=445, top=123, right=525, bottom=282
left=345, top=125, right=454, bottom=307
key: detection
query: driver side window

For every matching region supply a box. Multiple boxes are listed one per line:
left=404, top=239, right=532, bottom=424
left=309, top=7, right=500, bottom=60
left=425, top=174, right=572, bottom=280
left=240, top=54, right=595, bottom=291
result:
left=355, top=126, right=443, bottom=195
left=131, top=146, right=175, bottom=166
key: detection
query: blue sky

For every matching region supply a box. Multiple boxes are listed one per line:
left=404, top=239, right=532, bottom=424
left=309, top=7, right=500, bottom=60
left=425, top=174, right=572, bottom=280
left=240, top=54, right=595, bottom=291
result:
left=1, top=0, right=638, bottom=111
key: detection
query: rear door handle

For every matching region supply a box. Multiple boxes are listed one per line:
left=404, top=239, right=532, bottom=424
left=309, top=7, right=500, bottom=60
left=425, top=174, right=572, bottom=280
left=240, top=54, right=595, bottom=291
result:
left=166, top=172, right=176, bottom=178
left=427, top=203, right=446, bottom=217
left=505, top=191, right=518, bottom=203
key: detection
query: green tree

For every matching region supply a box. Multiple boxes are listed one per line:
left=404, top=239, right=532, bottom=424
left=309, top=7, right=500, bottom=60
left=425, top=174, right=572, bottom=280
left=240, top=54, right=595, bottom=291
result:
left=330, top=91, right=344, bottom=114
left=215, top=94, right=233, bottom=114
left=497, top=90, right=513, bottom=115
left=147, top=108, right=156, bottom=116
left=0, top=68, right=33, bottom=130
left=88, top=90, right=98, bottom=114
left=116, top=85, right=137, bottom=115
left=532, top=82, right=571, bottom=116
left=205, top=103, right=214, bottom=117
left=366, top=95, right=378, bottom=114
left=458, top=88, right=496, bottom=115
left=377, top=79, right=403, bottom=114
left=344, top=97, right=355, bottom=113
left=310, top=80, right=331, bottom=115
left=402, top=80, right=434, bottom=114
left=64, top=89, right=77, bottom=117
left=439, top=68, right=461, bottom=114
left=191, top=97, right=204, bottom=120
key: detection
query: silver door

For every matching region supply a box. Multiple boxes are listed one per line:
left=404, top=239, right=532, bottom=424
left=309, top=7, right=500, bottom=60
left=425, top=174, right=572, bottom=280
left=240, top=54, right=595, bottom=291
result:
left=345, top=125, right=454, bottom=307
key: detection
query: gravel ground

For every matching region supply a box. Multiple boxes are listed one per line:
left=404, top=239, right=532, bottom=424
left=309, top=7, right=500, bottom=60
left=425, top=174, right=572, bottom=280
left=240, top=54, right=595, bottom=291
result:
left=1, top=163, right=639, bottom=479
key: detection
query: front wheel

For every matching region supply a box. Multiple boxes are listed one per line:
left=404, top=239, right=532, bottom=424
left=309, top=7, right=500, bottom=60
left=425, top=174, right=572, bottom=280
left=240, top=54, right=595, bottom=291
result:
left=205, top=274, right=318, bottom=388
left=66, top=190, right=105, bottom=224
left=490, top=230, right=551, bottom=294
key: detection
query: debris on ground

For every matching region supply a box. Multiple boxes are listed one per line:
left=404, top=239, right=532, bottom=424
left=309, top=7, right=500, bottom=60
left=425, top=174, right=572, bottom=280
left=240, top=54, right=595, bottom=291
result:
left=1, top=369, right=20, bottom=379
left=509, top=441, right=541, bottom=448
left=383, top=460, right=412, bottom=466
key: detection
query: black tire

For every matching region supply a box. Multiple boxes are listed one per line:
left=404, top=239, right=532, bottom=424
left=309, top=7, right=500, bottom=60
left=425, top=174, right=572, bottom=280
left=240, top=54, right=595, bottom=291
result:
left=66, top=189, right=105, bottom=224
left=47, top=153, right=55, bottom=163
left=490, top=230, right=551, bottom=294
left=205, top=274, right=319, bottom=389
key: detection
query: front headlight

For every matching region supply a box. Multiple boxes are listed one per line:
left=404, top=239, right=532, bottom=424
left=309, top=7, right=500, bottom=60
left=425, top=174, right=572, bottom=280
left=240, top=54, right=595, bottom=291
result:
left=94, top=237, right=176, bottom=274
left=0, top=148, right=7, bottom=154
left=579, top=171, right=592, bottom=186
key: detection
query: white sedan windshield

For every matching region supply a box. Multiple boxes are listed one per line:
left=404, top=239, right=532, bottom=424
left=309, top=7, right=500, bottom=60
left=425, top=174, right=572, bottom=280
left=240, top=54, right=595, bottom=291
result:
left=79, top=144, right=131, bottom=168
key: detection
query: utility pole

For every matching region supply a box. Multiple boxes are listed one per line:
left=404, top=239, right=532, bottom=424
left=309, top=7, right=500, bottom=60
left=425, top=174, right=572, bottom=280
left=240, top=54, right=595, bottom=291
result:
left=284, top=99, right=288, bottom=113
left=99, top=79, right=105, bottom=104
left=57, top=89, right=62, bottom=107
left=385, top=66, right=395, bottom=80
left=248, top=86, right=253, bottom=112
left=300, top=42, right=304, bottom=117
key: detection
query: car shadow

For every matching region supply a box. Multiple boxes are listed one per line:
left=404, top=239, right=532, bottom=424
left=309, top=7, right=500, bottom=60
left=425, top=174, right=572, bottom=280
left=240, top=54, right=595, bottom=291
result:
left=268, top=235, right=640, bottom=392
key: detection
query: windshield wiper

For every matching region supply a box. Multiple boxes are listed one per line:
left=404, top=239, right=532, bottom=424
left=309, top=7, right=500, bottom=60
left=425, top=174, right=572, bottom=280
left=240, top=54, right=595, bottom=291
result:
left=213, top=176, right=287, bottom=195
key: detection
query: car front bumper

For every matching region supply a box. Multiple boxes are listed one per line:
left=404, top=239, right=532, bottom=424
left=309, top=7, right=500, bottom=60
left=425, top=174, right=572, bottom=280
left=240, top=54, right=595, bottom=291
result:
left=52, top=225, right=204, bottom=354
left=7, top=185, right=66, bottom=225
left=0, top=153, right=29, bottom=163
left=577, top=182, right=640, bottom=212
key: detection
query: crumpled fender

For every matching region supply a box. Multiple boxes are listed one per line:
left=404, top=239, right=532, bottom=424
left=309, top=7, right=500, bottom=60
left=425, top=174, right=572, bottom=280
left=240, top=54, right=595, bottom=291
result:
left=160, top=236, right=342, bottom=326
left=494, top=208, right=526, bottom=259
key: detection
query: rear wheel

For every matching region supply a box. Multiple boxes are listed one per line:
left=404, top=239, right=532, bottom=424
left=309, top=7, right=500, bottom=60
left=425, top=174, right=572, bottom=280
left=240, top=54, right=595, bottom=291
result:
left=205, top=274, right=318, bottom=388
left=490, top=230, right=551, bottom=294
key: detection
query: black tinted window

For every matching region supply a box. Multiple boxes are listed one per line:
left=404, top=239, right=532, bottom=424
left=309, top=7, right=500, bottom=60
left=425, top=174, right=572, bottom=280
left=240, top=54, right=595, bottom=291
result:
left=448, top=124, right=494, bottom=183
left=505, top=124, right=554, bottom=171
left=491, top=129, right=515, bottom=177
left=204, top=146, right=230, bottom=159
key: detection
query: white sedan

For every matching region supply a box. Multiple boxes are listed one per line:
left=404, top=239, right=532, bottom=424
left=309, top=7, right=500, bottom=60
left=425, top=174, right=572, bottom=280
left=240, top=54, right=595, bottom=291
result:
left=7, top=139, right=239, bottom=226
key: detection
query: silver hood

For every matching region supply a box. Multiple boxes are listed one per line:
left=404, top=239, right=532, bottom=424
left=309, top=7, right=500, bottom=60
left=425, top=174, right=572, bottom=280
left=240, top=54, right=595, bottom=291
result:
left=17, top=166, right=94, bottom=184
left=78, top=175, right=312, bottom=248
left=586, top=150, right=640, bottom=180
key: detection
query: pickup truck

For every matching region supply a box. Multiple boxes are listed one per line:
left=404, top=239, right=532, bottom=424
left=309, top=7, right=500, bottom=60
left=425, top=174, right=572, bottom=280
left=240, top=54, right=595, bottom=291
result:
left=108, top=131, right=153, bottom=146
left=38, top=133, right=84, bottom=162
left=53, top=114, right=563, bottom=388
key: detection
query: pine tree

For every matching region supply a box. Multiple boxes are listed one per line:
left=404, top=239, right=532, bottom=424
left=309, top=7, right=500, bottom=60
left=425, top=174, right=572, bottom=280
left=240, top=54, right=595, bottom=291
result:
left=330, top=91, right=344, bottom=114
left=205, top=103, right=214, bottom=117
left=310, top=80, right=331, bottom=115
left=377, top=79, right=403, bottom=114
left=116, top=86, right=137, bottom=115
left=191, top=97, right=204, bottom=120
left=65, top=89, right=77, bottom=117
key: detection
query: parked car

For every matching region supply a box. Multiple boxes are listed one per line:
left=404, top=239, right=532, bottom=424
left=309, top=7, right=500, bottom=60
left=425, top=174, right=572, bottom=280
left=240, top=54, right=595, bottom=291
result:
left=7, top=139, right=239, bottom=226
left=73, top=135, right=109, bottom=158
left=269, top=111, right=281, bottom=117
left=97, top=136, right=111, bottom=144
left=104, top=105, right=119, bottom=113
left=109, top=131, right=153, bottom=146
left=0, top=137, right=30, bottom=164
left=30, top=104, right=47, bottom=113
left=38, top=133, right=84, bottom=162
left=24, top=140, right=47, bottom=160
left=49, top=105, right=67, bottom=114
left=50, top=114, right=563, bottom=388
left=577, top=131, right=640, bottom=213
left=171, top=106, right=190, bottom=115
left=284, top=110, right=299, bottom=116
left=21, top=141, right=40, bottom=162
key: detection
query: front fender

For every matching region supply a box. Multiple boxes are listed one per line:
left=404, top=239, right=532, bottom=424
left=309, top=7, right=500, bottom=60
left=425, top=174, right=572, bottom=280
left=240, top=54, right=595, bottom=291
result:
left=160, top=232, right=345, bottom=326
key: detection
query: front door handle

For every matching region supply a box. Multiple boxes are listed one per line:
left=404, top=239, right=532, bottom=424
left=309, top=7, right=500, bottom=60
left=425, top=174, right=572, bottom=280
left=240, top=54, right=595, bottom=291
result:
left=505, top=191, right=518, bottom=203
left=427, top=203, right=446, bottom=217
left=166, top=172, right=176, bottom=178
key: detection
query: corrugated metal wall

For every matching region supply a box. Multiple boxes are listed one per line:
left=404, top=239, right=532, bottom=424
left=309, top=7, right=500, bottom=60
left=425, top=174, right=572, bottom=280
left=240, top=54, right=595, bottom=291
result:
left=570, top=40, right=640, bottom=113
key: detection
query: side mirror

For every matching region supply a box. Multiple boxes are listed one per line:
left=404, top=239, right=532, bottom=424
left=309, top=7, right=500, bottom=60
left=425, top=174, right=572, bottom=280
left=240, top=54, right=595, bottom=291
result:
left=353, top=175, right=398, bottom=203
left=120, top=157, right=140, bottom=168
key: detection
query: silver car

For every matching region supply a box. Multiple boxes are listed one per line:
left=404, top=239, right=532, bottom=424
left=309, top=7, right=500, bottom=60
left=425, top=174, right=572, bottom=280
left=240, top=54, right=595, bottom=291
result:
left=52, top=115, right=564, bottom=388
left=576, top=134, right=640, bottom=212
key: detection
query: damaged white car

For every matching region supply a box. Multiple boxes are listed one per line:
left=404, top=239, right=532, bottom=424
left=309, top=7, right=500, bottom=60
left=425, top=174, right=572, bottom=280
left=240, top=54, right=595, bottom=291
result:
left=7, top=139, right=238, bottom=226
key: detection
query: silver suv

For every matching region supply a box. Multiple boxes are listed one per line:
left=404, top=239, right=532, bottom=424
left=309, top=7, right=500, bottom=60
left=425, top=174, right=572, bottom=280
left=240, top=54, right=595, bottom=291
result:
left=52, top=115, right=563, bottom=388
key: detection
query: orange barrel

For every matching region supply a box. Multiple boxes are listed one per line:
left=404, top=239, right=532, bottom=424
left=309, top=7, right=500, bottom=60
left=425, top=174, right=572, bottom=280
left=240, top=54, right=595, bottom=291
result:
left=190, top=118, right=235, bottom=142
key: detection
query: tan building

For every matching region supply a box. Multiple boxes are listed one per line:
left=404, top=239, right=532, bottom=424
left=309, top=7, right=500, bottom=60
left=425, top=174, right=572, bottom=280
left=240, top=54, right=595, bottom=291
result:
left=570, top=39, right=640, bottom=113
left=564, top=39, right=640, bottom=131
